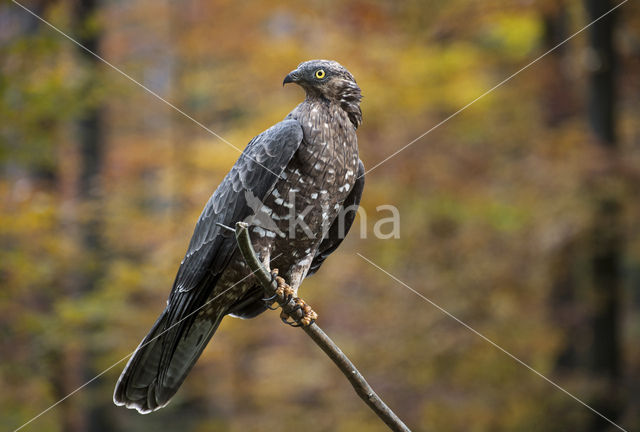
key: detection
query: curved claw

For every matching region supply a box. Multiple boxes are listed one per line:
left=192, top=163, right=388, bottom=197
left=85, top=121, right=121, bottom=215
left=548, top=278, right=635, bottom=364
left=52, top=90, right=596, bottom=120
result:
left=272, top=274, right=317, bottom=327
left=283, top=293, right=294, bottom=305
left=262, top=293, right=277, bottom=302
left=281, top=315, right=302, bottom=327
left=279, top=310, right=299, bottom=327
left=288, top=304, right=302, bottom=314
left=262, top=292, right=279, bottom=310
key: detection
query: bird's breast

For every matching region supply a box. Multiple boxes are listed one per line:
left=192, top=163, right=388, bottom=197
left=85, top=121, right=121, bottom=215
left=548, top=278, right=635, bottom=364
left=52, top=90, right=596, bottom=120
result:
left=295, top=102, right=359, bottom=188
left=253, top=103, right=358, bottom=244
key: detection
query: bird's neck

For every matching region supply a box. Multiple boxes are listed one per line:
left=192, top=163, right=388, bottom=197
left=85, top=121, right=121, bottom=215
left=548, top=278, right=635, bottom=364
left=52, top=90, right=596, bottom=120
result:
left=335, top=81, right=362, bottom=129
left=303, top=83, right=362, bottom=129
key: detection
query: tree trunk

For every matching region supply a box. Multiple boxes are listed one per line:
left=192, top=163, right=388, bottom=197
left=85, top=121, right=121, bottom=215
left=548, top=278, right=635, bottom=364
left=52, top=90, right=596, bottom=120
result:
left=584, top=0, right=622, bottom=430
left=540, top=1, right=576, bottom=127
left=56, top=1, right=109, bottom=431
left=542, top=1, right=584, bottom=376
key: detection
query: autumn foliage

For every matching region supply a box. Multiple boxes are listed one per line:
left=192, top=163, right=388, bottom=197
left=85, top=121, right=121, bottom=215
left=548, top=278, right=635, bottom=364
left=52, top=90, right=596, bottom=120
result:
left=1, top=1, right=640, bottom=431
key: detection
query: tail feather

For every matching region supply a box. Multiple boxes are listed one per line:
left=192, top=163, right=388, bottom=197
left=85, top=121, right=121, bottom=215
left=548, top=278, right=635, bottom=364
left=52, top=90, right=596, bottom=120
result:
left=114, top=310, right=223, bottom=413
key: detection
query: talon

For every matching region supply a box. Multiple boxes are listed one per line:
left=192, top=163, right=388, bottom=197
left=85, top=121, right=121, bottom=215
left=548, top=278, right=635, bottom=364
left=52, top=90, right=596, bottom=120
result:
left=260, top=269, right=282, bottom=309
left=261, top=291, right=279, bottom=309
left=288, top=304, right=302, bottom=314
left=297, top=299, right=318, bottom=327
left=303, top=315, right=317, bottom=326
left=282, top=292, right=294, bottom=305
left=274, top=276, right=295, bottom=304
left=280, top=309, right=300, bottom=327
left=265, top=302, right=279, bottom=311
left=274, top=276, right=285, bottom=298
left=270, top=275, right=317, bottom=327
left=262, top=293, right=277, bottom=302
left=279, top=310, right=288, bottom=322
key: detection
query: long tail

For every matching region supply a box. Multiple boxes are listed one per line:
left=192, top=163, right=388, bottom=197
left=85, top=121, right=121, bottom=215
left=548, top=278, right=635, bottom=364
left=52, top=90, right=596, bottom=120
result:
left=113, top=309, right=223, bottom=413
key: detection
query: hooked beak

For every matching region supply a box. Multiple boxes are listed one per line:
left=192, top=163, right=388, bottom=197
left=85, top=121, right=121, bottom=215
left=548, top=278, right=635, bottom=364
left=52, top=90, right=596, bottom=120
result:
left=283, top=70, right=299, bottom=86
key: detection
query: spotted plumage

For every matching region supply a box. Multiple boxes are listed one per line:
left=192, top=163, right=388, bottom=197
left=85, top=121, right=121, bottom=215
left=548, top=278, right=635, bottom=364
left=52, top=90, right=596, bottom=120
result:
left=114, top=60, right=365, bottom=413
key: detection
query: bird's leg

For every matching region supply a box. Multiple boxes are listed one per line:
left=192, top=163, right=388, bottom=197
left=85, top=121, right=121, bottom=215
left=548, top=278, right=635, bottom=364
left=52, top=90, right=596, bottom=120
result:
left=274, top=274, right=294, bottom=304
left=273, top=275, right=318, bottom=327
left=281, top=298, right=318, bottom=327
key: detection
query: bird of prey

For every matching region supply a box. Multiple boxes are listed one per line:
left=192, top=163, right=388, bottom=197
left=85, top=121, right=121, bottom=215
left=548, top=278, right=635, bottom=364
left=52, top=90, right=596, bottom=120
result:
left=114, top=60, right=365, bottom=413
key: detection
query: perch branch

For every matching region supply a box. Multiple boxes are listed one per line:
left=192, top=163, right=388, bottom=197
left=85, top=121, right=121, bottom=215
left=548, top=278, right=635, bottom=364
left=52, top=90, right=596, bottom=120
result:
left=234, top=222, right=411, bottom=432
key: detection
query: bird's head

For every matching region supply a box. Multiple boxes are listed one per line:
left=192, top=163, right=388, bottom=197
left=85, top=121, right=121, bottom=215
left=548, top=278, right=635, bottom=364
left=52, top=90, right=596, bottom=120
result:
left=284, top=59, right=362, bottom=128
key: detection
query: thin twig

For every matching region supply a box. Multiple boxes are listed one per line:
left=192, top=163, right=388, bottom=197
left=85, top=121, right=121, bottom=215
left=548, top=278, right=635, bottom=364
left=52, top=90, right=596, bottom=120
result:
left=234, top=222, right=412, bottom=432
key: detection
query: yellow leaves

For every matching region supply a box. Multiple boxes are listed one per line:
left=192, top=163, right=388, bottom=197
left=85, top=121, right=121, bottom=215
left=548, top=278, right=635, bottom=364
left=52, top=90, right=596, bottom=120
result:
left=416, top=192, right=530, bottom=235
left=483, top=11, right=543, bottom=60
left=105, top=259, right=145, bottom=294
left=357, top=40, right=491, bottom=122
left=2, top=1, right=639, bottom=430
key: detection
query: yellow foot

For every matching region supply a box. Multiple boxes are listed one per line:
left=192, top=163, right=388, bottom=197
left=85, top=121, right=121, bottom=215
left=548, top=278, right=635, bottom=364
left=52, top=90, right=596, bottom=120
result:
left=274, top=275, right=294, bottom=303
left=274, top=276, right=318, bottom=327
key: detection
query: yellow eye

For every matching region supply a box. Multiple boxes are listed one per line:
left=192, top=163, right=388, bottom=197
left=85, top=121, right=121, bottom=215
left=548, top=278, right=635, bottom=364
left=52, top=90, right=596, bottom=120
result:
left=315, top=69, right=325, bottom=79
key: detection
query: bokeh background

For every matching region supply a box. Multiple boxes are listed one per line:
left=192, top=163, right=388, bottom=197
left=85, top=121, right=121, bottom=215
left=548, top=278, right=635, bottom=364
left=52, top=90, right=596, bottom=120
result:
left=2, top=0, right=640, bottom=431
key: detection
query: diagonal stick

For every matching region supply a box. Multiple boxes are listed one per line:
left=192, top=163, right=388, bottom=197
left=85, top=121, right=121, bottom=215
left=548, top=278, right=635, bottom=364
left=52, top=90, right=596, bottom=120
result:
left=235, top=223, right=412, bottom=432
left=357, top=253, right=629, bottom=432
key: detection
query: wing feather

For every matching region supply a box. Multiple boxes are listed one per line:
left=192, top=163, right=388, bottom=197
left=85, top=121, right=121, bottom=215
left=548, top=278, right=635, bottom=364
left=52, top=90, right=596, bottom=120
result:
left=114, top=119, right=303, bottom=412
left=164, top=118, right=303, bottom=335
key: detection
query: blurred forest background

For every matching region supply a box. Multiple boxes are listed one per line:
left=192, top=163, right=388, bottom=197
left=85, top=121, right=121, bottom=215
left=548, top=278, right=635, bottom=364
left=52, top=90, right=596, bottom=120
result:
left=1, top=0, right=640, bottom=431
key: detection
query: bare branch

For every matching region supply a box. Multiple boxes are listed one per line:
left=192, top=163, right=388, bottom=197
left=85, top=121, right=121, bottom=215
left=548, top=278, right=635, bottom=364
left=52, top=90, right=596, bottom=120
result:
left=234, top=222, right=412, bottom=432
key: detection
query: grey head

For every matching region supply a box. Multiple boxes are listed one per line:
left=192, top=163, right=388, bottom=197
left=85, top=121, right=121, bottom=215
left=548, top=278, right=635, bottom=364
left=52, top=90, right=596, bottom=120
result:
left=283, top=59, right=362, bottom=128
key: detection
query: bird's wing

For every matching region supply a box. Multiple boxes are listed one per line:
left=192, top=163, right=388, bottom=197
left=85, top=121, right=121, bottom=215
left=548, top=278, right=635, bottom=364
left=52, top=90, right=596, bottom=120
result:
left=165, top=117, right=302, bottom=330
left=174, top=119, right=303, bottom=291
left=115, top=119, right=304, bottom=413
left=154, top=119, right=302, bottom=393
left=307, top=159, right=365, bottom=276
